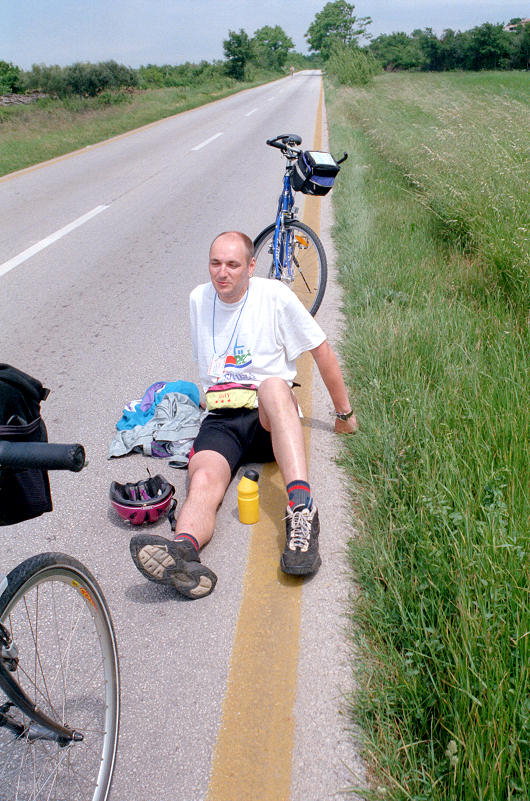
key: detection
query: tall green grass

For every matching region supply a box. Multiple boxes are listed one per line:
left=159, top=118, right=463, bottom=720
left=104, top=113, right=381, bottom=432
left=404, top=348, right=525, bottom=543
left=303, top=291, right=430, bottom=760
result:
left=334, top=72, right=529, bottom=314
left=325, top=73, right=529, bottom=800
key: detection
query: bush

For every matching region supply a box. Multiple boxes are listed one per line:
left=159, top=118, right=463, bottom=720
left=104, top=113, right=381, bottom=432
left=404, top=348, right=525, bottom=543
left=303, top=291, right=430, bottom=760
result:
left=21, top=61, right=138, bottom=97
left=138, top=61, right=228, bottom=90
left=327, top=42, right=379, bottom=85
left=0, top=61, right=22, bottom=94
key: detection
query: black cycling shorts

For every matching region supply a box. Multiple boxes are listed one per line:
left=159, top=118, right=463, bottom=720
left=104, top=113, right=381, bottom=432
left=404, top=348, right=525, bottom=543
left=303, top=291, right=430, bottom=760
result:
left=190, top=408, right=275, bottom=475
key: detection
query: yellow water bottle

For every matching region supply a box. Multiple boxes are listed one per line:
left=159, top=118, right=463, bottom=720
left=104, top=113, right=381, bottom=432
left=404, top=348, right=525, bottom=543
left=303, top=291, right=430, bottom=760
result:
left=237, top=469, right=259, bottom=524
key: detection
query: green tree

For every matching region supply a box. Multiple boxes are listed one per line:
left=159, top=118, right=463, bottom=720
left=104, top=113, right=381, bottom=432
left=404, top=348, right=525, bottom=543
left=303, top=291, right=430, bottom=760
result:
left=466, top=22, right=512, bottom=69
left=412, top=28, right=444, bottom=70
left=252, top=25, right=294, bottom=69
left=223, top=29, right=252, bottom=80
left=305, top=1, right=371, bottom=60
left=369, top=32, right=423, bottom=70
left=438, top=28, right=469, bottom=70
left=508, top=20, right=530, bottom=68
left=0, top=60, right=21, bottom=93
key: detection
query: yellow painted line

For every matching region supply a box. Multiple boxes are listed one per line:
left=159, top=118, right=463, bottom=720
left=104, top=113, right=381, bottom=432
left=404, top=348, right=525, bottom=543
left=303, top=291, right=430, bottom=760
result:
left=206, top=78, right=324, bottom=801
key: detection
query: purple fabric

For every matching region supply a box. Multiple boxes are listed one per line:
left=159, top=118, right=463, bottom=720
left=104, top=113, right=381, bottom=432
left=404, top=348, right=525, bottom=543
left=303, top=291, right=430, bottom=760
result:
left=139, top=382, right=166, bottom=412
left=150, top=442, right=171, bottom=458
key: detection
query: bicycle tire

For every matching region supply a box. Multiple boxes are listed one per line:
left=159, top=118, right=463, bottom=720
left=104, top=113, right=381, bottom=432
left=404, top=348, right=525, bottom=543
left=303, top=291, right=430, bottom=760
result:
left=0, top=552, right=120, bottom=801
left=253, top=220, right=328, bottom=316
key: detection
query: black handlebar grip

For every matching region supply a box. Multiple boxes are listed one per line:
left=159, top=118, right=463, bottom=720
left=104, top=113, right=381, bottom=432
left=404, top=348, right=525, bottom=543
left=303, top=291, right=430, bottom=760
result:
left=0, top=442, right=86, bottom=472
left=266, top=134, right=302, bottom=149
left=336, top=152, right=348, bottom=165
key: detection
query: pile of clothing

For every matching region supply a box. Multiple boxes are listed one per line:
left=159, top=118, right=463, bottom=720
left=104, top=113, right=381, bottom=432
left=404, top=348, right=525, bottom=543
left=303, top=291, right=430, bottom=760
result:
left=108, top=380, right=201, bottom=467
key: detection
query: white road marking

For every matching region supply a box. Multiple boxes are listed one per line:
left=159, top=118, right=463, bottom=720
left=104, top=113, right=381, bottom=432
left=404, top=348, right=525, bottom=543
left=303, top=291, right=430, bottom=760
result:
left=0, top=205, right=109, bottom=278
left=245, top=108, right=258, bottom=117
left=191, top=132, right=223, bottom=151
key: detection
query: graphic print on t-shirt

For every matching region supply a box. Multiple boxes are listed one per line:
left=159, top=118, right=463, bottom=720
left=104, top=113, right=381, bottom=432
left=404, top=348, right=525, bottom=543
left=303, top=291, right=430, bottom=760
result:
left=221, top=337, right=255, bottom=384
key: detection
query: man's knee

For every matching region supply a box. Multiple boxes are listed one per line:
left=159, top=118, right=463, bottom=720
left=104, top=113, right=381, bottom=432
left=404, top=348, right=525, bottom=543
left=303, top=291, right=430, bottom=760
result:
left=258, top=378, right=298, bottom=430
left=188, top=451, right=231, bottom=503
left=258, top=377, right=291, bottom=403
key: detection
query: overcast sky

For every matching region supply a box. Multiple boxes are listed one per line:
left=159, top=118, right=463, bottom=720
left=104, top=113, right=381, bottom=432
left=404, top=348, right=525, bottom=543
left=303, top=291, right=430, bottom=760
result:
left=2, top=1, right=526, bottom=69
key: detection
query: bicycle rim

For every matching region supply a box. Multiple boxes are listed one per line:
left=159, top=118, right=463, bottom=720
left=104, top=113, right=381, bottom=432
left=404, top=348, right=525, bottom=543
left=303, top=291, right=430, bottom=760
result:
left=253, top=221, right=327, bottom=316
left=0, top=553, right=119, bottom=801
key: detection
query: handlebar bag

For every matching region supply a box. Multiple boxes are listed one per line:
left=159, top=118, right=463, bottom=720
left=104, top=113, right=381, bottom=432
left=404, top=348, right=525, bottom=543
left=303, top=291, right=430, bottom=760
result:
left=292, top=150, right=340, bottom=196
left=0, top=364, right=52, bottom=525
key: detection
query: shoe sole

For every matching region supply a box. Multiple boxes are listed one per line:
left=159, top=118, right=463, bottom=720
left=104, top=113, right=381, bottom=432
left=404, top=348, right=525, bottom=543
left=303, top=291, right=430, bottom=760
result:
left=130, top=537, right=217, bottom=599
left=280, top=553, right=322, bottom=576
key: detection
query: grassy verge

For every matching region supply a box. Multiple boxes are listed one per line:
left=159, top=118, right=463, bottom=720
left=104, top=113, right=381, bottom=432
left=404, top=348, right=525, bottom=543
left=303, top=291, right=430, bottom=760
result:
left=332, top=71, right=529, bottom=314
left=326, top=72, right=529, bottom=800
left=0, top=71, right=279, bottom=176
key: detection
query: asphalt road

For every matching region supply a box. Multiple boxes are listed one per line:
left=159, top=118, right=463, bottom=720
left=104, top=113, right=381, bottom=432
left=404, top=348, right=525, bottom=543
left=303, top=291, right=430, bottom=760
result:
left=0, top=71, right=364, bottom=800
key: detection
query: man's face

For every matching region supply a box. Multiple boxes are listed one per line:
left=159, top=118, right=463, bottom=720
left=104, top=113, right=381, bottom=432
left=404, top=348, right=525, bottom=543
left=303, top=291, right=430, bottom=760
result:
left=209, top=235, right=255, bottom=304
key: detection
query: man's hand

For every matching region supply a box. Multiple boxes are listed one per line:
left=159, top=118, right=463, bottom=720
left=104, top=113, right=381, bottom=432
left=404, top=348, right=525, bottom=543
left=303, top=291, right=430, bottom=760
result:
left=334, top=413, right=358, bottom=435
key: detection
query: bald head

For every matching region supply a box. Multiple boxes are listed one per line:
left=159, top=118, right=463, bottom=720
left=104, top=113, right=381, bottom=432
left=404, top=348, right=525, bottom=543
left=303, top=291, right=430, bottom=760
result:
left=210, top=231, right=254, bottom=265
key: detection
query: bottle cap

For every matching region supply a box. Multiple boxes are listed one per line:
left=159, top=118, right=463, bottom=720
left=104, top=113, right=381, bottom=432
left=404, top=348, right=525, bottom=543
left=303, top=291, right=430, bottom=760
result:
left=243, top=469, right=259, bottom=482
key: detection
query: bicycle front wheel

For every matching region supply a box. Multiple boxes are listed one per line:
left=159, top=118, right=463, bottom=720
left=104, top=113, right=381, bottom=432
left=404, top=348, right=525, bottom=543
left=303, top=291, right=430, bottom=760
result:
left=0, top=552, right=120, bottom=801
left=253, top=220, right=327, bottom=316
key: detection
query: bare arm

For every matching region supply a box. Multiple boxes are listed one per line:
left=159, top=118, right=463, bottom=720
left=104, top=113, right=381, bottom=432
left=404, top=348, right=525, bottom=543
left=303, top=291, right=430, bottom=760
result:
left=310, top=340, right=358, bottom=434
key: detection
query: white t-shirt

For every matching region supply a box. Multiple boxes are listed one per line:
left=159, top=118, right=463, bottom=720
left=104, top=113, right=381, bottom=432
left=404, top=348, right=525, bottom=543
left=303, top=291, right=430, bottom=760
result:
left=189, top=276, right=326, bottom=393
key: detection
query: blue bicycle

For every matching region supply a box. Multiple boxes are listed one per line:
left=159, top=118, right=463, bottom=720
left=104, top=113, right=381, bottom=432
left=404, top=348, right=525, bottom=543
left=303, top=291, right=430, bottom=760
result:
left=253, top=133, right=347, bottom=316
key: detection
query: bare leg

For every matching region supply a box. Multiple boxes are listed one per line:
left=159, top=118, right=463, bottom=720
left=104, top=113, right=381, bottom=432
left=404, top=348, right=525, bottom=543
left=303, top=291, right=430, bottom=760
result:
left=258, top=378, right=321, bottom=576
left=174, top=449, right=231, bottom=548
left=257, top=377, right=308, bottom=484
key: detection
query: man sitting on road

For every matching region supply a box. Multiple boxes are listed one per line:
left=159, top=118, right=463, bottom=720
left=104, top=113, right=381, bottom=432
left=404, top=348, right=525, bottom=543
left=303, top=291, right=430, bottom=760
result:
left=130, top=231, right=357, bottom=599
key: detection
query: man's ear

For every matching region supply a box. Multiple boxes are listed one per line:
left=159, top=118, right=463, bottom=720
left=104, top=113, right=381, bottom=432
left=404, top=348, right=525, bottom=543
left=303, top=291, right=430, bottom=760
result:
left=248, top=257, right=256, bottom=276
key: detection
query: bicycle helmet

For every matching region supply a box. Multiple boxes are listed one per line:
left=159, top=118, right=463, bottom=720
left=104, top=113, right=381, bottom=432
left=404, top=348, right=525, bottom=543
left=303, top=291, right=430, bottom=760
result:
left=110, top=475, right=175, bottom=524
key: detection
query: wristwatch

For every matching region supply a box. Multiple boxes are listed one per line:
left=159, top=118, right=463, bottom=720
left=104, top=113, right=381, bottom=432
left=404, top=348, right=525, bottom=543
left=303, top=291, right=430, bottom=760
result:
left=335, top=409, right=354, bottom=421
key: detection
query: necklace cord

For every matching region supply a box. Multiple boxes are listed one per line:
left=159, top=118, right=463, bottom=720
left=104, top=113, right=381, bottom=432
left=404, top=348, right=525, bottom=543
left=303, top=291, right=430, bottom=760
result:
left=212, top=288, right=249, bottom=357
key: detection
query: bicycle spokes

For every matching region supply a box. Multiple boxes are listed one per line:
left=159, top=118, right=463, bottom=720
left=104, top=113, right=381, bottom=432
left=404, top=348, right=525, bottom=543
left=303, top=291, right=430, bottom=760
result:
left=253, top=221, right=327, bottom=315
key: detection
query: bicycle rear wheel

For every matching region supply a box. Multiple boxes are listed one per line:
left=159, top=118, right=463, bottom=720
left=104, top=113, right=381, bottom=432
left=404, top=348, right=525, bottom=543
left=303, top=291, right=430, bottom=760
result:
left=0, top=552, right=119, bottom=801
left=253, top=220, right=327, bottom=316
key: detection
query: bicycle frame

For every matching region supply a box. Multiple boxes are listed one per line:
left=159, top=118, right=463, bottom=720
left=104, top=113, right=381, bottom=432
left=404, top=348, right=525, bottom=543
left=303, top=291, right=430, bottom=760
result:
left=272, top=167, right=297, bottom=281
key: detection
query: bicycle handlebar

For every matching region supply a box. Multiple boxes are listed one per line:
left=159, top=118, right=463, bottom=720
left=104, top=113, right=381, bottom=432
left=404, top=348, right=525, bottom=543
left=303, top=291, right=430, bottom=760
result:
left=266, top=133, right=302, bottom=150
left=266, top=134, right=348, bottom=166
left=0, top=441, right=86, bottom=472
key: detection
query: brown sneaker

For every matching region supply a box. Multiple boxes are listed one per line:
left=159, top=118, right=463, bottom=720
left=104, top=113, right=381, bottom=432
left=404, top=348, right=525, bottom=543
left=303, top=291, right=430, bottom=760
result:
left=130, top=534, right=217, bottom=599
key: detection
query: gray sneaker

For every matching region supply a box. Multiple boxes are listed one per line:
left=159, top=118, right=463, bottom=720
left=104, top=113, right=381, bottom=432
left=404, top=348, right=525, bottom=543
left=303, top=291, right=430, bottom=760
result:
left=130, top=534, right=217, bottom=599
left=280, top=504, right=321, bottom=575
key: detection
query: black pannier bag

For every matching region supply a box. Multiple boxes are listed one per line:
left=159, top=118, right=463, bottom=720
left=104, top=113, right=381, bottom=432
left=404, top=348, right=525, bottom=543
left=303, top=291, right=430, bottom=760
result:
left=291, top=150, right=341, bottom=196
left=0, top=364, right=52, bottom=525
